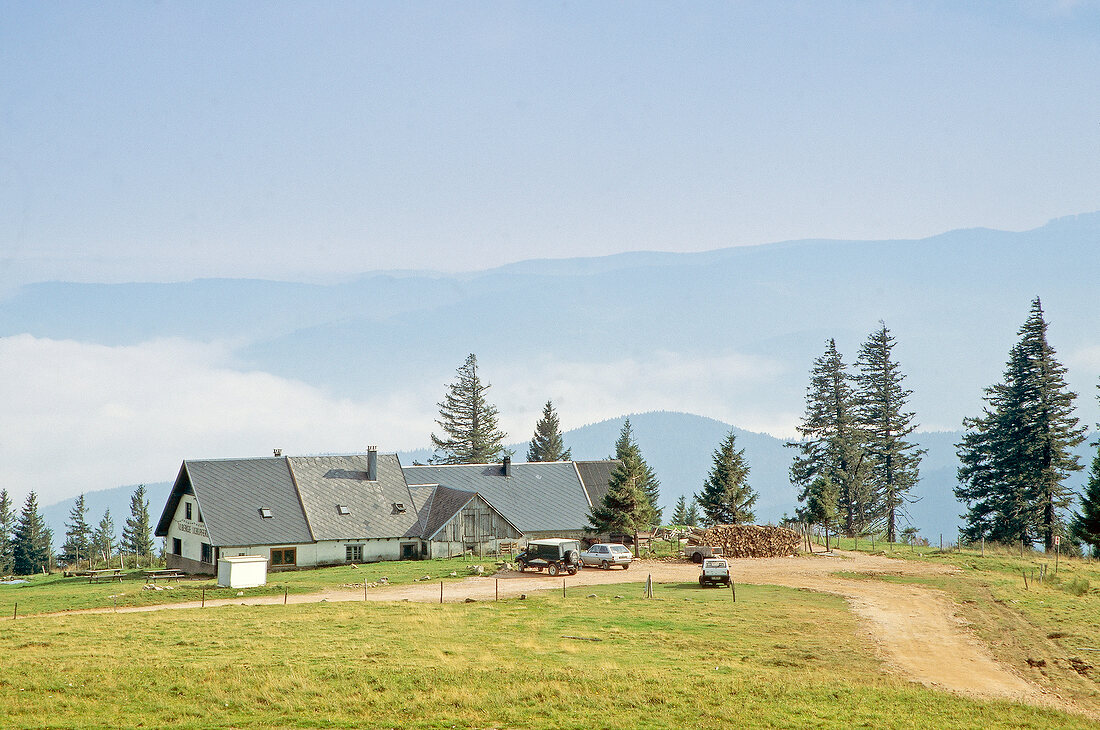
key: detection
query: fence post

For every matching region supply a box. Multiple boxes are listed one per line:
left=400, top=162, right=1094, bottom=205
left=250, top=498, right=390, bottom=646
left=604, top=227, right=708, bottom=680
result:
left=440, top=580, right=444, bottom=604
left=730, top=578, right=736, bottom=602
left=201, top=587, right=205, bottom=608
left=12, top=603, right=16, bottom=620
left=563, top=578, right=566, bottom=598
left=495, top=578, right=499, bottom=601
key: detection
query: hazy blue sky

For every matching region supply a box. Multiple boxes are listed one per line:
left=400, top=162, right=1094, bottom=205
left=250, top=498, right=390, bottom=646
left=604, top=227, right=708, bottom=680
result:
left=3, top=1, right=1099, bottom=285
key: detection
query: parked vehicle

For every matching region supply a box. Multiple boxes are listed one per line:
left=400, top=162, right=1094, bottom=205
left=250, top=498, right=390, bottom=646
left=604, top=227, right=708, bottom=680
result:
left=515, top=538, right=583, bottom=576
left=683, top=544, right=724, bottom=564
left=699, top=558, right=731, bottom=587
left=580, top=543, right=634, bottom=569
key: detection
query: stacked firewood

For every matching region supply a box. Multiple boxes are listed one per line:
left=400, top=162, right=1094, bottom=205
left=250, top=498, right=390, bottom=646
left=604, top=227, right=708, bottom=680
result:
left=690, top=524, right=801, bottom=558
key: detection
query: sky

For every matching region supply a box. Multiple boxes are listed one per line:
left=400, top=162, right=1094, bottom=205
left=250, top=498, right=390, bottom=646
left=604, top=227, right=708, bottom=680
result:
left=3, top=1, right=1100, bottom=285
left=1, top=2, right=1099, bottom=507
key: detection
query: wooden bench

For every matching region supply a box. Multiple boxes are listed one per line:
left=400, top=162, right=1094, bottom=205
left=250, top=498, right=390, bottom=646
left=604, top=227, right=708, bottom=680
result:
left=87, top=569, right=123, bottom=583
left=143, top=569, right=184, bottom=584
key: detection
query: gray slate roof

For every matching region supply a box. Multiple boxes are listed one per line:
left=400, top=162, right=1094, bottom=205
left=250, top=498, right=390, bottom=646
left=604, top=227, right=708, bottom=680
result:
left=403, top=461, right=610, bottom=533
left=575, top=460, right=619, bottom=509
left=288, top=454, right=421, bottom=540
left=155, top=457, right=314, bottom=547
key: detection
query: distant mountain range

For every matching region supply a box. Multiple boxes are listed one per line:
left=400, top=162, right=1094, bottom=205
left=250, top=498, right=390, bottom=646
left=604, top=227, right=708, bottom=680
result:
left=42, top=410, right=1094, bottom=549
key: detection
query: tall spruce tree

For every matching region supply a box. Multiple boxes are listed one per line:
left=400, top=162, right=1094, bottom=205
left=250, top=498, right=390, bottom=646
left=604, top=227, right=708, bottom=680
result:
left=93, top=509, right=116, bottom=567
left=855, top=323, right=924, bottom=543
left=788, top=339, right=869, bottom=536
left=956, top=298, right=1086, bottom=549
left=589, top=419, right=661, bottom=532
left=122, top=484, right=155, bottom=564
left=614, top=419, right=661, bottom=522
left=1071, top=382, right=1100, bottom=556
left=684, top=500, right=701, bottom=527
left=13, top=491, right=51, bottom=575
left=696, top=431, right=758, bottom=525
left=0, top=488, right=15, bottom=574
left=526, top=400, right=572, bottom=462
left=429, top=354, right=508, bottom=464
left=61, top=493, right=92, bottom=567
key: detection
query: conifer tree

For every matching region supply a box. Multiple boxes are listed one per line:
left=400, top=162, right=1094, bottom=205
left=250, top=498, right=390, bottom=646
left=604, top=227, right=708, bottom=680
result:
left=430, top=354, right=508, bottom=464
left=696, top=431, right=758, bottom=525
left=684, top=501, right=701, bottom=527
left=589, top=419, right=660, bottom=532
left=956, top=298, right=1085, bottom=549
left=855, top=323, right=924, bottom=543
left=93, top=510, right=116, bottom=567
left=13, top=492, right=52, bottom=575
left=614, top=419, right=661, bottom=522
left=61, top=493, right=92, bottom=567
left=526, top=400, right=572, bottom=462
left=0, top=488, right=15, bottom=575
left=670, top=495, right=690, bottom=526
left=1071, top=383, right=1100, bottom=556
left=122, top=484, right=155, bottom=564
left=788, top=339, right=868, bottom=536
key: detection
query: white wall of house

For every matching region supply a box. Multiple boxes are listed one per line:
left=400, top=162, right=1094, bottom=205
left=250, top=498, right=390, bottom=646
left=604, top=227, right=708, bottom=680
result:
left=219, top=538, right=416, bottom=568
left=164, top=495, right=213, bottom=566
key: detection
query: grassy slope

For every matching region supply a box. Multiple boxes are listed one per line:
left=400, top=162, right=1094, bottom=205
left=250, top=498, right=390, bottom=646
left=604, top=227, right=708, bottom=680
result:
left=0, top=583, right=1087, bottom=730
left=826, top=538, right=1100, bottom=710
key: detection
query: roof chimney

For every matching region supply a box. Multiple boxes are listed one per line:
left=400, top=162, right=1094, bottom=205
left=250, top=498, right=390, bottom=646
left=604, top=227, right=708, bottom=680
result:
left=367, top=446, right=378, bottom=481
left=502, top=455, right=511, bottom=477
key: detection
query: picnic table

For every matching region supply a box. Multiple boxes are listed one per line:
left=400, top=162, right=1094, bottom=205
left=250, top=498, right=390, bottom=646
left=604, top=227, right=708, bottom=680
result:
left=143, top=569, right=184, bottom=583
left=87, top=569, right=123, bottom=583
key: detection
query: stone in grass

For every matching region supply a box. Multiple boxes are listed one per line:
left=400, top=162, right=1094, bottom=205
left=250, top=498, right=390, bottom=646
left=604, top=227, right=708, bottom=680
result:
left=464, top=597, right=476, bottom=603
left=449, top=571, right=457, bottom=577
left=587, top=594, right=597, bottom=599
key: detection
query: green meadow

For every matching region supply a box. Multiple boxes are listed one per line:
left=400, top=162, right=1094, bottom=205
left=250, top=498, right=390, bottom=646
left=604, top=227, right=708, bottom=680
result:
left=1, top=580, right=1094, bottom=729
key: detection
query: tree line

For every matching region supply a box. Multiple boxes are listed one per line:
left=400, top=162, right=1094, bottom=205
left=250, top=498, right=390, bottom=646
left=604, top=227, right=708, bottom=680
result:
left=0, top=484, right=155, bottom=576
left=427, top=353, right=761, bottom=538
left=787, top=301, right=1100, bottom=557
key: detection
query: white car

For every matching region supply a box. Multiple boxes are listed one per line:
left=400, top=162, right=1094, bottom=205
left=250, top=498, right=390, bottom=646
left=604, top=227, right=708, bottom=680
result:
left=580, top=543, right=633, bottom=569
left=699, top=558, right=731, bottom=587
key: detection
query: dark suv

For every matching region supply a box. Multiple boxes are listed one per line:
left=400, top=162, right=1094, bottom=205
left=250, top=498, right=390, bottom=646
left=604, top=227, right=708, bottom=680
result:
left=515, top=538, right=583, bottom=576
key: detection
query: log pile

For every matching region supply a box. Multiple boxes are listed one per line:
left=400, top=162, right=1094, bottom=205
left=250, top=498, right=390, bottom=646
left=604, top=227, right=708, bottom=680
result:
left=690, top=524, right=801, bottom=559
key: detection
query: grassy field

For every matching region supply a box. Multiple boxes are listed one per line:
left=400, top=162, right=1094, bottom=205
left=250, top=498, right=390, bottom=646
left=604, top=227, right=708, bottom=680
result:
left=1, top=581, right=1091, bottom=729
left=0, top=556, right=499, bottom=616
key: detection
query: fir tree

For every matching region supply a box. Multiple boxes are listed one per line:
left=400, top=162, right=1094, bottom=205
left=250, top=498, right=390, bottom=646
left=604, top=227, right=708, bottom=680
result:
left=1071, top=383, right=1100, bottom=555
left=93, top=510, right=116, bottom=567
left=956, top=298, right=1086, bottom=549
left=430, top=354, right=508, bottom=464
left=61, top=493, right=92, bottom=567
left=122, top=484, right=155, bottom=564
left=684, top=500, right=701, bottom=527
left=0, top=488, right=15, bottom=575
left=613, top=419, right=661, bottom=522
left=1072, top=437, right=1100, bottom=556
left=788, top=339, right=868, bottom=536
left=589, top=419, right=660, bottom=532
left=855, top=323, right=925, bottom=543
left=696, top=431, right=758, bottom=525
left=526, top=400, right=572, bottom=462
left=670, top=495, right=690, bottom=526
left=804, top=475, right=840, bottom=549
left=13, top=492, right=52, bottom=575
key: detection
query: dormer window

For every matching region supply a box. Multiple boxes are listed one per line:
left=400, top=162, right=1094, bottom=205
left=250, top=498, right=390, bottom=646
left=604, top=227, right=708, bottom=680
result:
left=259, top=507, right=274, bottom=519
left=337, top=505, right=350, bottom=515
left=392, top=502, right=406, bottom=514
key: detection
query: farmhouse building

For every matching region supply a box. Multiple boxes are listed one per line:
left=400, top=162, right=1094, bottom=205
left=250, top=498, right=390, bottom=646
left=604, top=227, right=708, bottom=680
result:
left=155, top=448, right=617, bottom=574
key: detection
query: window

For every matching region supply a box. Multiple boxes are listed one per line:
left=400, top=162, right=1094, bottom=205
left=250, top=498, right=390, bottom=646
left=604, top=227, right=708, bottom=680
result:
left=337, top=505, right=350, bottom=515
left=270, top=547, right=296, bottom=566
left=259, top=507, right=273, bottom=519
left=197, top=509, right=204, bottom=524
left=392, top=502, right=406, bottom=514
left=346, top=545, right=363, bottom=562
left=185, top=502, right=192, bottom=520
left=201, top=543, right=212, bottom=564
left=172, top=538, right=182, bottom=555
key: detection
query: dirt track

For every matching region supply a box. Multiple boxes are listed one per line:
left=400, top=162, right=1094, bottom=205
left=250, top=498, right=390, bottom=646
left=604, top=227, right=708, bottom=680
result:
left=38, top=550, right=1095, bottom=718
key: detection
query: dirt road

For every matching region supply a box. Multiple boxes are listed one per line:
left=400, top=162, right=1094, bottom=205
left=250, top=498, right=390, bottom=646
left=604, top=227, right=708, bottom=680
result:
left=38, top=550, right=1093, bottom=717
